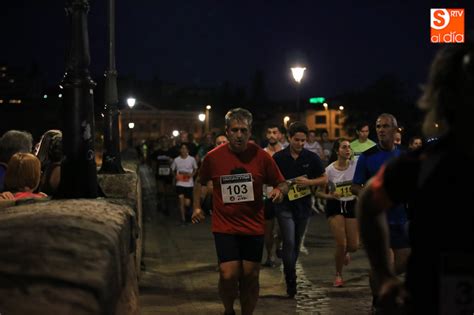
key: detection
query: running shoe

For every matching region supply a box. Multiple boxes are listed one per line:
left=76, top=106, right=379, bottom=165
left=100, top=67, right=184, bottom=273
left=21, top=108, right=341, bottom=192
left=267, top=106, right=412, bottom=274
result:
left=333, top=276, right=344, bottom=287
left=262, top=259, right=277, bottom=267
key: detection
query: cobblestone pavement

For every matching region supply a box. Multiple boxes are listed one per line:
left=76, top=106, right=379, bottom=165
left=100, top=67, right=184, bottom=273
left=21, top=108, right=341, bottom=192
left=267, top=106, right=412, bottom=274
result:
left=138, top=165, right=373, bottom=314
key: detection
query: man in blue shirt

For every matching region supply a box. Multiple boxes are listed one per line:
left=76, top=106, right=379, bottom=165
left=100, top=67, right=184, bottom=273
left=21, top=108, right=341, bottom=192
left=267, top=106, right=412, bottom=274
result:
left=272, top=122, right=327, bottom=298
left=351, top=113, right=410, bottom=312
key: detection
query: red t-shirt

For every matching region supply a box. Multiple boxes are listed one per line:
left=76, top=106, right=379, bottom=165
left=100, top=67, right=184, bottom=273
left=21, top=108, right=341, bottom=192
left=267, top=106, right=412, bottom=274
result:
left=200, top=142, right=285, bottom=235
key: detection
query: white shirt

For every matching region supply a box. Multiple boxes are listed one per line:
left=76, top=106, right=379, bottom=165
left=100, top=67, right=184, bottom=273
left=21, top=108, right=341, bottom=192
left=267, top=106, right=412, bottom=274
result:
left=171, top=155, right=197, bottom=187
left=325, top=160, right=357, bottom=201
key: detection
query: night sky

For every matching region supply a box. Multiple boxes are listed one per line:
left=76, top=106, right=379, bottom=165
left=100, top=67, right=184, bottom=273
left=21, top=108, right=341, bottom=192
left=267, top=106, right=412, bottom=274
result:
left=2, top=1, right=473, bottom=101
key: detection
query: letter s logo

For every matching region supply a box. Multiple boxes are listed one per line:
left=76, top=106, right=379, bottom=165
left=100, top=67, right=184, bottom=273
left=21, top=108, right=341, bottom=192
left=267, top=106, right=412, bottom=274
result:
left=431, top=9, right=450, bottom=30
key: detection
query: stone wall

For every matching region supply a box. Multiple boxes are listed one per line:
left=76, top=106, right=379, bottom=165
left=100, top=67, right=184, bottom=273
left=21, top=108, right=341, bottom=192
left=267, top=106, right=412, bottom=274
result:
left=0, top=168, right=141, bottom=315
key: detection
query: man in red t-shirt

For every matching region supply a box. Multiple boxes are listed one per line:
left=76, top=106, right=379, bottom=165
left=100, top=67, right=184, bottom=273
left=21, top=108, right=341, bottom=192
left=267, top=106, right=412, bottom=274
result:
left=192, top=108, right=287, bottom=315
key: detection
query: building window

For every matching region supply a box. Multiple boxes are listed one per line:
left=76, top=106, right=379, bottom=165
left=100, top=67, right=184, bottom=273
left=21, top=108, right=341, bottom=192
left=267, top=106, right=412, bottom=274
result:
left=335, top=128, right=340, bottom=137
left=315, top=115, right=326, bottom=124
left=335, top=114, right=340, bottom=125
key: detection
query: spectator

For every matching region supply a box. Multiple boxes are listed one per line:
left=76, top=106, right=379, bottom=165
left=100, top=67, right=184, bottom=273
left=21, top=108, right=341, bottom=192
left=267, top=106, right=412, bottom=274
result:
left=0, top=130, right=33, bottom=192
left=35, top=129, right=63, bottom=195
left=3, top=153, right=47, bottom=200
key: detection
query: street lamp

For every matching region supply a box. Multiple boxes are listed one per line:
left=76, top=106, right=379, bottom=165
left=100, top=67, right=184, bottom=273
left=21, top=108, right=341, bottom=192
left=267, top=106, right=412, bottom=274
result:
left=205, top=105, right=211, bottom=132
left=100, top=0, right=125, bottom=174
left=283, top=116, right=290, bottom=129
left=127, top=97, right=136, bottom=147
left=291, top=67, right=306, bottom=121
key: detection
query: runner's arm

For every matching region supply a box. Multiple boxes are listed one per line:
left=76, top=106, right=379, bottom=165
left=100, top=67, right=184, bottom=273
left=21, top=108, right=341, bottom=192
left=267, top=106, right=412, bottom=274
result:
left=191, top=173, right=206, bottom=223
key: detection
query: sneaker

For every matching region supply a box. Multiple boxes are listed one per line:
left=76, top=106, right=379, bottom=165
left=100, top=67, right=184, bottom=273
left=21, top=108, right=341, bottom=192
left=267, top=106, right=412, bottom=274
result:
left=344, top=253, right=351, bottom=266
left=262, top=259, right=277, bottom=268
left=299, top=245, right=309, bottom=255
left=286, top=281, right=297, bottom=298
left=333, top=276, right=344, bottom=287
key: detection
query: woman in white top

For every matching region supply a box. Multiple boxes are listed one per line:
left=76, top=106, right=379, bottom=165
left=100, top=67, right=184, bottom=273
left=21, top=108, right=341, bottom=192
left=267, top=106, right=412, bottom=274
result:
left=316, top=138, right=359, bottom=287
left=171, top=143, right=198, bottom=225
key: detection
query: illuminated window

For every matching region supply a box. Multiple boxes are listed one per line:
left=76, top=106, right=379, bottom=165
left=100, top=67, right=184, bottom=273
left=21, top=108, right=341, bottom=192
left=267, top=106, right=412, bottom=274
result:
left=315, top=115, right=326, bottom=124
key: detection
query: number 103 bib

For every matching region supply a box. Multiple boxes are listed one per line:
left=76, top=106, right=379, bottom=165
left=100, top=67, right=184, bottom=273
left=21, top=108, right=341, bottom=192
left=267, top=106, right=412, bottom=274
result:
left=220, top=173, right=255, bottom=203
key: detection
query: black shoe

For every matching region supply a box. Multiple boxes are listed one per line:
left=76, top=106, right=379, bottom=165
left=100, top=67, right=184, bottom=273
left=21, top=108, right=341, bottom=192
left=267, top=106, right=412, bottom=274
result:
left=286, top=280, right=297, bottom=298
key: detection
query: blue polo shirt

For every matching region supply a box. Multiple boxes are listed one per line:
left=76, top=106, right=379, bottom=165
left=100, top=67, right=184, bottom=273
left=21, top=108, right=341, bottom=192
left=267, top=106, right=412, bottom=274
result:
left=273, top=147, right=325, bottom=218
left=353, top=144, right=407, bottom=225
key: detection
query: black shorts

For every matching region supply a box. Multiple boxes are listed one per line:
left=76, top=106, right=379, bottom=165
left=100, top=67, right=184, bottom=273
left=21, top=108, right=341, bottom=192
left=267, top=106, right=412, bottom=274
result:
left=176, top=186, right=193, bottom=199
left=325, top=199, right=356, bottom=219
left=389, top=224, right=410, bottom=249
left=213, top=233, right=264, bottom=263
left=264, top=198, right=276, bottom=220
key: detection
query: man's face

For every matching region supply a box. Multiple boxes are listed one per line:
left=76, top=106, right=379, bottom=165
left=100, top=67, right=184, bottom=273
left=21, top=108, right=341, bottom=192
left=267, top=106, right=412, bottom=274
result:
left=226, top=119, right=251, bottom=153
left=409, top=138, right=422, bottom=150
left=289, top=132, right=307, bottom=154
left=376, top=117, right=396, bottom=145
left=307, top=131, right=317, bottom=143
left=215, top=135, right=228, bottom=146
left=266, top=127, right=281, bottom=145
left=394, top=132, right=402, bottom=145
left=357, top=126, right=370, bottom=141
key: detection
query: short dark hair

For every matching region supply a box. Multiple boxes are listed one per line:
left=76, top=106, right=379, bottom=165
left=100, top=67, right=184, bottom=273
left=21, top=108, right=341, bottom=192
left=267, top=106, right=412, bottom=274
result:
left=355, top=122, right=370, bottom=132
left=0, top=130, right=33, bottom=164
left=288, top=122, right=308, bottom=137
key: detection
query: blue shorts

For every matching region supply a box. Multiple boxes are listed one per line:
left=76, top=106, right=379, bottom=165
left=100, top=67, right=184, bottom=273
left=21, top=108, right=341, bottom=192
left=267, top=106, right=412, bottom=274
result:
left=389, top=224, right=410, bottom=249
left=213, top=233, right=264, bottom=263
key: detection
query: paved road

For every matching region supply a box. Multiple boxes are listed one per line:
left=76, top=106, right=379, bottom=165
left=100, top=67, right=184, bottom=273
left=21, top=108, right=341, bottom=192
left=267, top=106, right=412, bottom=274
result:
left=138, top=164, right=373, bottom=315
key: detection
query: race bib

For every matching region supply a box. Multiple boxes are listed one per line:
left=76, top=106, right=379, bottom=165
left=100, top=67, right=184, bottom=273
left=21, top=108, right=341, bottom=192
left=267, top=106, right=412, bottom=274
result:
left=220, top=173, right=254, bottom=203
left=335, top=183, right=353, bottom=198
left=439, top=253, right=474, bottom=314
left=176, top=173, right=191, bottom=182
left=158, top=166, right=171, bottom=176
left=288, top=183, right=311, bottom=201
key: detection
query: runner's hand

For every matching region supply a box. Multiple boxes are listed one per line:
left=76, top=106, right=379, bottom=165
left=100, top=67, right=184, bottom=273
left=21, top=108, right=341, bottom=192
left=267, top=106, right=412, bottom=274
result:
left=295, top=176, right=311, bottom=187
left=191, top=208, right=205, bottom=224
left=269, top=188, right=284, bottom=203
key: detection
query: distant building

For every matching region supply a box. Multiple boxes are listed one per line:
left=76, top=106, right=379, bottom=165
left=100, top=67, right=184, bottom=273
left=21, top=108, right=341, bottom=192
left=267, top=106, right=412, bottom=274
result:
left=305, top=109, right=349, bottom=140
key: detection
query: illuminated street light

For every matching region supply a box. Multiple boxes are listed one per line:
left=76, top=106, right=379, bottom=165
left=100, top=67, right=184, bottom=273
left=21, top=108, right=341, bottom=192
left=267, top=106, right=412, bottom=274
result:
left=339, top=105, right=344, bottom=111
left=291, top=67, right=306, bottom=121
left=323, top=102, right=328, bottom=110
left=205, top=105, right=212, bottom=132
left=172, top=130, right=180, bottom=137
left=127, top=97, right=136, bottom=108
left=198, top=113, right=206, bottom=122
left=128, top=122, right=135, bottom=129
left=283, top=116, right=290, bottom=128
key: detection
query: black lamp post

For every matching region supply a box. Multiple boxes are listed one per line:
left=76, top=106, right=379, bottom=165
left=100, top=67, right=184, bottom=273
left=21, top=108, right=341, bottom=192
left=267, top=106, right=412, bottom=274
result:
left=99, top=0, right=125, bottom=174
left=57, top=0, right=98, bottom=198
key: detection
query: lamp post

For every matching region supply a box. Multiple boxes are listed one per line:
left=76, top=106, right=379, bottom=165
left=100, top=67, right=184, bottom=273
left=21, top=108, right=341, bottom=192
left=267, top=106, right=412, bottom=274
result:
left=99, top=0, right=124, bottom=174
left=205, top=104, right=211, bottom=133
left=283, top=116, right=290, bottom=129
left=127, top=97, right=136, bottom=147
left=291, top=67, right=306, bottom=121
left=57, top=0, right=98, bottom=198
left=198, top=113, right=206, bottom=137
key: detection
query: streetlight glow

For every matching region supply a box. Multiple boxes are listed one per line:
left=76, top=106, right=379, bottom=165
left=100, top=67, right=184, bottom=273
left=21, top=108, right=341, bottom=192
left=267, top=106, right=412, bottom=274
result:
left=323, top=103, right=328, bottom=110
left=172, top=130, right=180, bottom=137
left=291, top=67, right=306, bottom=83
left=283, top=116, right=290, bottom=128
left=127, top=97, right=136, bottom=108
left=198, top=113, right=206, bottom=122
left=206, top=105, right=212, bottom=110
left=339, top=105, right=344, bottom=111
left=128, top=122, right=135, bottom=129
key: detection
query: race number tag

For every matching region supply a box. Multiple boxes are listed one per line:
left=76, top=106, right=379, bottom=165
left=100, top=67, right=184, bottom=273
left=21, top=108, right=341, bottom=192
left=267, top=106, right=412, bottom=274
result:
left=220, top=173, right=254, bottom=203
left=287, top=176, right=311, bottom=201
left=158, top=166, right=171, bottom=176
left=335, top=182, right=353, bottom=199
left=439, top=253, right=474, bottom=315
